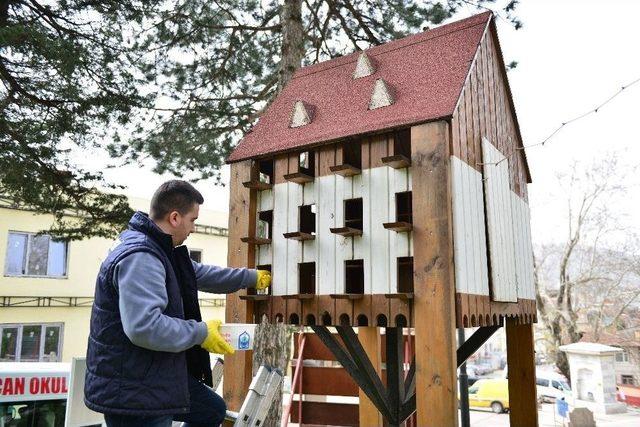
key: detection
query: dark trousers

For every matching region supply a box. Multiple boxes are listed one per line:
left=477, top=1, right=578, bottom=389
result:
left=104, top=376, right=226, bottom=427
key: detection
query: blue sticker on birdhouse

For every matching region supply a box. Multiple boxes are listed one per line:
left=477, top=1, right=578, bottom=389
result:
left=238, top=331, right=250, bottom=350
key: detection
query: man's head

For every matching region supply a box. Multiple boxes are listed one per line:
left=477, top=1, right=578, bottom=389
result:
left=150, top=180, right=204, bottom=246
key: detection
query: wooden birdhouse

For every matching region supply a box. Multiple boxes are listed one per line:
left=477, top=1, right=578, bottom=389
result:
left=225, top=12, right=539, bottom=427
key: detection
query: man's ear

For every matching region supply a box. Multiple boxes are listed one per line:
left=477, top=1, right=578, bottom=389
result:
left=168, top=211, right=180, bottom=226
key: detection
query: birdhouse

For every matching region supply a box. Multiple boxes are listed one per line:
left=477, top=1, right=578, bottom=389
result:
left=225, top=12, right=538, bottom=426
left=227, top=12, right=535, bottom=330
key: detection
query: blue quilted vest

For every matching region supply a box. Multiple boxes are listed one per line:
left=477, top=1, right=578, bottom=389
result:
left=84, top=212, right=211, bottom=416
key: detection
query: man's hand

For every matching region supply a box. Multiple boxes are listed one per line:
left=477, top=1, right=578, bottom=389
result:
left=201, top=320, right=234, bottom=355
left=256, top=270, right=271, bottom=291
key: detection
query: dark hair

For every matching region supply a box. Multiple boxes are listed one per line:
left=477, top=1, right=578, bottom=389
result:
left=150, top=180, right=204, bottom=220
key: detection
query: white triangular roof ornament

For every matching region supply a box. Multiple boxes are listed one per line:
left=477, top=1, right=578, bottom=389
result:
left=289, top=100, right=312, bottom=128
left=353, top=51, right=375, bottom=79
left=369, top=79, right=394, bottom=110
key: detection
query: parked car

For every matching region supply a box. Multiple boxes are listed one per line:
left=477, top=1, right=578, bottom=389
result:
left=467, top=378, right=510, bottom=413
left=467, top=362, right=493, bottom=376
left=536, top=373, right=571, bottom=403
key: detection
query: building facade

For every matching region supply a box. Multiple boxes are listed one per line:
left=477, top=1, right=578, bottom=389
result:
left=0, top=197, right=229, bottom=363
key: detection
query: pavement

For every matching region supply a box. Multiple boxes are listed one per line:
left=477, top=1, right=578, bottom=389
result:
left=465, top=402, right=640, bottom=426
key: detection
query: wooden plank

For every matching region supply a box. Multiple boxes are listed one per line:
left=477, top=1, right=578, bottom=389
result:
left=318, top=294, right=336, bottom=325
left=451, top=156, right=490, bottom=299
left=358, top=326, right=383, bottom=427
left=482, top=139, right=517, bottom=302
left=411, top=121, right=458, bottom=426
left=369, top=134, right=388, bottom=168
left=287, top=181, right=303, bottom=295
left=297, top=366, right=359, bottom=396
left=290, top=401, right=358, bottom=426
left=370, top=167, right=390, bottom=294
left=286, top=298, right=302, bottom=325
left=272, top=182, right=289, bottom=296
left=293, top=333, right=338, bottom=361
left=224, top=160, right=255, bottom=411
left=257, top=188, right=273, bottom=211
left=512, top=193, right=536, bottom=300
left=317, top=172, right=337, bottom=295
left=506, top=318, right=538, bottom=427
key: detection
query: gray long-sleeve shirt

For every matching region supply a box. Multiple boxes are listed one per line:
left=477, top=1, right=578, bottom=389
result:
left=114, top=251, right=257, bottom=353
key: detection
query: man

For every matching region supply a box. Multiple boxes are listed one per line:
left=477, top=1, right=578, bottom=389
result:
left=84, top=180, right=270, bottom=426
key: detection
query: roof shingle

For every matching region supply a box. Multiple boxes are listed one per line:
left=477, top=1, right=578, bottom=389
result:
left=227, top=12, right=491, bottom=163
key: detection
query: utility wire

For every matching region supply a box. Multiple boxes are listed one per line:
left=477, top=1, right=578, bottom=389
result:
left=480, top=75, right=640, bottom=167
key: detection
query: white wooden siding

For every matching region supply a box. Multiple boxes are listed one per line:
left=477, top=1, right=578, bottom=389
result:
left=263, top=166, right=414, bottom=295
left=481, top=138, right=518, bottom=302
left=451, top=156, right=490, bottom=296
left=511, top=193, right=536, bottom=300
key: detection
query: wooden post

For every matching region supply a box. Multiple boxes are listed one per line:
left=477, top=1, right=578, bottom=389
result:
left=506, top=318, right=538, bottom=427
left=411, top=121, right=458, bottom=426
left=224, top=160, right=257, bottom=411
left=358, top=326, right=383, bottom=427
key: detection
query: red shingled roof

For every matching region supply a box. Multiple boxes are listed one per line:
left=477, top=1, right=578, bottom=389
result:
left=227, top=12, right=491, bottom=163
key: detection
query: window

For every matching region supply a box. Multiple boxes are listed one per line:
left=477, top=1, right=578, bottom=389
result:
left=536, top=378, right=549, bottom=387
left=189, top=249, right=202, bottom=263
left=5, top=232, right=68, bottom=277
left=615, top=349, right=630, bottom=363
left=0, top=400, right=67, bottom=427
left=621, top=375, right=634, bottom=385
left=0, top=324, right=63, bottom=362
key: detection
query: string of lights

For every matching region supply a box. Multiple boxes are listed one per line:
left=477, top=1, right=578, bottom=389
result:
left=479, top=75, right=640, bottom=167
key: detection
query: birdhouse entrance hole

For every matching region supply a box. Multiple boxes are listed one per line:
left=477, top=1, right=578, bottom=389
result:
left=345, top=259, right=364, bottom=294
left=299, top=262, right=316, bottom=294
left=397, top=256, right=414, bottom=293
left=344, top=198, right=363, bottom=230
left=393, top=129, right=411, bottom=159
left=343, top=141, right=362, bottom=169
left=395, top=191, right=412, bottom=223
left=258, top=159, right=274, bottom=184
left=299, top=151, right=315, bottom=177
left=257, top=210, right=273, bottom=239
left=299, top=204, right=316, bottom=234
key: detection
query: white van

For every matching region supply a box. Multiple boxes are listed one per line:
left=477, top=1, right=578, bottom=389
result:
left=0, top=362, right=70, bottom=426
left=536, top=372, right=571, bottom=403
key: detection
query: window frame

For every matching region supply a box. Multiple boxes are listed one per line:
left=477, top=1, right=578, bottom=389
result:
left=4, top=231, right=69, bottom=278
left=0, top=323, right=64, bottom=362
left=189, top=248, right=203, bottom=263
left=615, top=349, right=630, bottom=363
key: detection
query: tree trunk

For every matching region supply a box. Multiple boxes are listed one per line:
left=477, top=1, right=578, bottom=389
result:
left=252, top=316, right=291, bottom=426
left=278, top=0, right=304, bottom=91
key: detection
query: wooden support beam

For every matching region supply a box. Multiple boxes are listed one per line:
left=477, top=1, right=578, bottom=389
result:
left=506, top=318, right=539, bottom=427
left=224, top=160, right=256, bottom=411
left=358, top=326, right=383, bottom=427
left=411, top=121, right=458, bottom=426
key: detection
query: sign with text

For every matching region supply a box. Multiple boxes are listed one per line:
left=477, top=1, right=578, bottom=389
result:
left=0, top=370, right=69, bottom=403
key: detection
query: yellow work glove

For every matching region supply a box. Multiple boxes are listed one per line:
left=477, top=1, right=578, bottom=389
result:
left=201, top=320, right=234, bottom=355
left=256, top=269, right=271, bottom=291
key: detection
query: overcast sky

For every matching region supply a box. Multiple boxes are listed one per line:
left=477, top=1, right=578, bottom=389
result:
left=103, top=0, right=640, bottom=245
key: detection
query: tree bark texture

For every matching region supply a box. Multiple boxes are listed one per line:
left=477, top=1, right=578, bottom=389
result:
left=278, top=0, right=304, bottom=91
left=252, top=316, right=291, bottom=426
